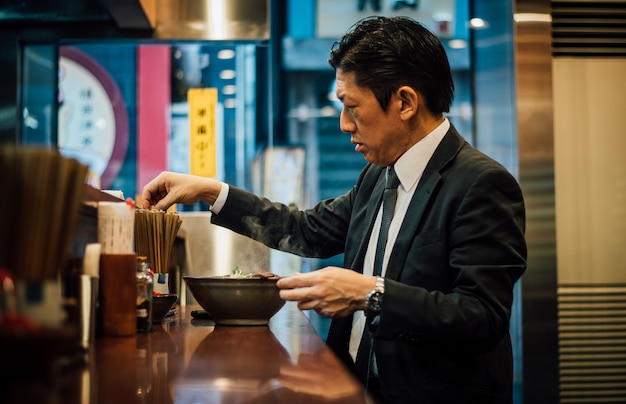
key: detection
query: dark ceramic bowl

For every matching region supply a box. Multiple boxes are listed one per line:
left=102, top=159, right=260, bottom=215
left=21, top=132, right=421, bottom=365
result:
left=183, top=276, right=285, bottom=326
left=152, top=293, right=178, bottom=323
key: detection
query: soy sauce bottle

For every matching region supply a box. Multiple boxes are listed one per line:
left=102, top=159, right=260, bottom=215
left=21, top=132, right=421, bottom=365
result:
left=136, top=256, right=153, bottom=333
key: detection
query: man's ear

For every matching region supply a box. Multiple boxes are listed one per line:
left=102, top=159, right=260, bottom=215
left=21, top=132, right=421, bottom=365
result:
left=396, top=86, right=419, bottom=120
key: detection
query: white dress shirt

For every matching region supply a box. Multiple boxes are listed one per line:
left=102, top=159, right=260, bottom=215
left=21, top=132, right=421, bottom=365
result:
left=209, top=183, right=229, bottom=214
left=349, top=118, right=450, bottom=361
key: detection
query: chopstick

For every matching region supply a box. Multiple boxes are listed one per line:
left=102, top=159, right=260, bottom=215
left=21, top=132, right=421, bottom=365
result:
left=134, top=209, right=182, bottom=274
left=0, top=146, right=88, bottom=281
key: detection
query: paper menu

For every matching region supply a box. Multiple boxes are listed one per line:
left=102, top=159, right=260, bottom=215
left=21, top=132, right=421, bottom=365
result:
left=97, top=202, right=135, bottom=254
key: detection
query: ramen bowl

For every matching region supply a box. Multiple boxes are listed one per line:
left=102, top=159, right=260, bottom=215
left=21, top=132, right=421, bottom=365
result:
left=183, top=276, right=285, bottom=326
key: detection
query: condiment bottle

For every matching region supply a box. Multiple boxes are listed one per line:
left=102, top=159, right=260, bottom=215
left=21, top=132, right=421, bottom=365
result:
left=136, top=256, right=153, bottom=333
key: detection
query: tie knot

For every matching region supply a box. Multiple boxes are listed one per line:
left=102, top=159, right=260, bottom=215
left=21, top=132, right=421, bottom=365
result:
left=386, top=166, right=400, bottom=190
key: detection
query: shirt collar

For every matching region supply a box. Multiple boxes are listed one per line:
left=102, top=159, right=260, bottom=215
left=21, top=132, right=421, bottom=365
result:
left=394, top=118, right=450, bottom=192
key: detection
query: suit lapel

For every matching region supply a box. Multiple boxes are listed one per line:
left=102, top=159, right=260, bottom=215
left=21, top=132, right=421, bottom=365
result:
left=385, top=127, right=466, bottom=281
left=385, top=172, right=441, bottom=280
left=350, top=168, right=386, bottom=274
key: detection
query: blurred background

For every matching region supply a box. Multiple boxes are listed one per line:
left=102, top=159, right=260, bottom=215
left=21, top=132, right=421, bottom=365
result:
left=1, top=1, right=625, bottom=402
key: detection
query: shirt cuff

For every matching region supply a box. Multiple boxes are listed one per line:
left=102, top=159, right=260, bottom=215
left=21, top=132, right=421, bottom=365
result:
left=210, top=182, right=229, bottom=214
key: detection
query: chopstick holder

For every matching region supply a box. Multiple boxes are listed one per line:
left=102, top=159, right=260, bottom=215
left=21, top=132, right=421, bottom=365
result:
left=96, top=202, right=136, bottom=337
left=97, top=253, right=137, bottom=337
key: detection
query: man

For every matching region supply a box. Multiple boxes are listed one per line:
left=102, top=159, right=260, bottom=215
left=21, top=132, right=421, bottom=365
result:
left=142, top=16, right=526, bottom=403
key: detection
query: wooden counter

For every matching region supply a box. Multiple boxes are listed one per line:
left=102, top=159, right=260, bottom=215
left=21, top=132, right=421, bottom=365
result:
left=3, top=303, right=372, bottom=404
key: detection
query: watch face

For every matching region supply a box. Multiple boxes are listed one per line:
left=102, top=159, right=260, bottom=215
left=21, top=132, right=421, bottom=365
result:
left=368, top=292, right=383, bottom=314
left=58, top=46, right=129, bottom=189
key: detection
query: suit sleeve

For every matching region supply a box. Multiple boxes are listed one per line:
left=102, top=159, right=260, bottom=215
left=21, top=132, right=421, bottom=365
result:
left=210, top=185, right=354, bottom=259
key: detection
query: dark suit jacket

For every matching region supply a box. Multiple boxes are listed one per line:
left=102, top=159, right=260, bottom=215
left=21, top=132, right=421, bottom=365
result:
left=212, top=125, right=527, bottom=403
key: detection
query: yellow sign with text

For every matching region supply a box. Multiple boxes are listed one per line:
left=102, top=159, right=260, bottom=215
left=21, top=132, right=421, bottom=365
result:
left=188, top=88, right=217, bottom=177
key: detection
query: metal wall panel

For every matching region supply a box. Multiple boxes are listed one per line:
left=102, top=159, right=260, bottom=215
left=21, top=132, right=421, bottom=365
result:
left=153, top=0, right=269, bottom=40
left=513, top=0, right=561, bottom=402
left=552, top=0, right=626, bottom=57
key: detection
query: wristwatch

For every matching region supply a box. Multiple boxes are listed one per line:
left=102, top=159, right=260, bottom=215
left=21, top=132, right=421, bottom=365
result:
left=366, top=276, right=385, bottom=316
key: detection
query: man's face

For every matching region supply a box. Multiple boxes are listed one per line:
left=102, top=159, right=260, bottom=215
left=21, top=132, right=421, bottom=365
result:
left=335, top=69, right=407, bottom=167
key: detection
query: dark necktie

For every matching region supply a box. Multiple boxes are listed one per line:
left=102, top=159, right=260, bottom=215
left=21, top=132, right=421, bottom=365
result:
left=354, top=166, right=400, bottom=385
left=373, top=166, right=400, bottom=277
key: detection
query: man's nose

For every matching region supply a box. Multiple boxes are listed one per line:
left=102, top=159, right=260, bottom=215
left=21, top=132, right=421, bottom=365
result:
left=339, top=108, right=356, bottom=133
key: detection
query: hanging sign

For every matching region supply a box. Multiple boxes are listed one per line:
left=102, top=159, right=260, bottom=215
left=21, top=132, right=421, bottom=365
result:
left=188, top=88, right=218, bottom=177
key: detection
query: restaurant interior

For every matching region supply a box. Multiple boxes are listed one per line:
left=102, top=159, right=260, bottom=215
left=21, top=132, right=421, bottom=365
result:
left=0, top=0, right=625, bottom=403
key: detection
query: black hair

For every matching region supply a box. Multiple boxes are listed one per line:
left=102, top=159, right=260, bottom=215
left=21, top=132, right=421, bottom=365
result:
left=329, top=16, right=454, bottom=114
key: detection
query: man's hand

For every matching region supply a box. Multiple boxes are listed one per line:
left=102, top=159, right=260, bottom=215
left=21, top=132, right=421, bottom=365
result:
left=141, top=171, right=221, bottom=210
left=277, top=267, right=376, bottom=318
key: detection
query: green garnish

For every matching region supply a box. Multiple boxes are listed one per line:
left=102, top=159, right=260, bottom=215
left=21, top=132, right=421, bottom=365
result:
left=226, top=266, right=254, bottom=278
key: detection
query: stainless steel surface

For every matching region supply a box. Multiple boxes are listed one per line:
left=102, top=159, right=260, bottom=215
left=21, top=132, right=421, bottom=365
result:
left=153, top=0, right=269, bottom=40
left=513, top=0, right=560, bottom=402
left=78, top=274, right=98, bottom=350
